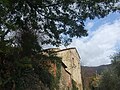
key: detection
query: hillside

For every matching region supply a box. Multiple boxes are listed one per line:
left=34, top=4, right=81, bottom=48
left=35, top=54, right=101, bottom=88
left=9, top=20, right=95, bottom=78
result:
left=82, top=64, right=111, bottom=75
left=81, top=64, right=111, bottom=90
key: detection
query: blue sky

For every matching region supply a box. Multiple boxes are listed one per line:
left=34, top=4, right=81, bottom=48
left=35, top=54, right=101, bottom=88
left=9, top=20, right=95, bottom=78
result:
left=85, top=12, right=120, bottom=32
left=69, top=12, right=120, bottom=66
left=44, top=12, right=120, bottom=66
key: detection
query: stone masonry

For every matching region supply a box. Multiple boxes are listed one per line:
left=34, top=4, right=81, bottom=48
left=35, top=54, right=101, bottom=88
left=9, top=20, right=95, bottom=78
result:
left=56, top=48, right=83, bottom=90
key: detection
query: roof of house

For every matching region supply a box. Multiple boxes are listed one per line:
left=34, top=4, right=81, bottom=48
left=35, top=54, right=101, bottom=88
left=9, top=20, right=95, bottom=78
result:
left=56, top=47, right=81, bottom=59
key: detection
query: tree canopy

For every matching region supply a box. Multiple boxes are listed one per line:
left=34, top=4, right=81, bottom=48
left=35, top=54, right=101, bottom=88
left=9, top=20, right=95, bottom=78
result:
left=0, top=0, right=119, bottom=49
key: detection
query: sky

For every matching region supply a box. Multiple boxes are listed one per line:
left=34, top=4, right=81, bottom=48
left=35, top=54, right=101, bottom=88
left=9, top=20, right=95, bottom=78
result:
left=68, top=12, right=120, bottom=66
left=43, top=12, right=120, bottom=66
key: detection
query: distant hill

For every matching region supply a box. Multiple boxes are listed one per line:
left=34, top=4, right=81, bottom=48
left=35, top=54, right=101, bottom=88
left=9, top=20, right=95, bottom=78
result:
left=81, top=64, right=111, bottom=75
left=81, top=64, right=111, bottom=90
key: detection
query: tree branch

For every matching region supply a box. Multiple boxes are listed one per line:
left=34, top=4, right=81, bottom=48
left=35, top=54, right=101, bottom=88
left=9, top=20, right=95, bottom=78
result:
left=0, top=29, right=10, bottom=41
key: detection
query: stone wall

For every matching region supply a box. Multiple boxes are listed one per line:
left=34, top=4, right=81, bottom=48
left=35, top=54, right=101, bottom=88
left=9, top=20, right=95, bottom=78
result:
left=39, top=48, right=83, bottom=90
left=57, top=48, right=83, bottom=90
left=59, top=63, right=72, bottom=90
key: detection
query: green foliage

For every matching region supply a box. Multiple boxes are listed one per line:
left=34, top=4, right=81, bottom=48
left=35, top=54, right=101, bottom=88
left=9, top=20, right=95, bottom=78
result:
left=33, top=57, right=62, bottom=90
left=99, top=52, right=120, bottom=90
left=0, top=0, right=120, bottom=90
left=0, top=0, right=119, bottom=47
left=99, top=68, right=119, bottom=90
left=89, top=75, right=101, bottom=90
left=72, top=79, right=78, bottom=90
left=50, top=59, right=62, bottom=90
left=111, top=52, right=120, bottom=76
left=0, top=40, right=61, bottom=90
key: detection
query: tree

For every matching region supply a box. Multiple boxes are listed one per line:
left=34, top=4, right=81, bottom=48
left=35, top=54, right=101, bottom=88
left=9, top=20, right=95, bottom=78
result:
left=112, top=52, right=120, bottom=76
left=99, top=68, right=118, bottom=90
left=0, top=0, right=119, bottom=49
left=99, top=52, right=120, bottom=90
left=0, top=0, right=120, bottom=89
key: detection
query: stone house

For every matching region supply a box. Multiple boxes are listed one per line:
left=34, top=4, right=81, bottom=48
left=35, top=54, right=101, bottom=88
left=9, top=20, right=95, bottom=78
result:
left=56, top=48, right=83, bottom=90
left=41, top=48, right=83, bottom=90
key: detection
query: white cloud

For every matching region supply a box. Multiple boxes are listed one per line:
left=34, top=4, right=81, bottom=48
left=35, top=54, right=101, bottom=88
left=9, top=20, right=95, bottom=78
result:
left=86, top=22, right=94, bottom=29
left=69, top=19, right=120, bottom=66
